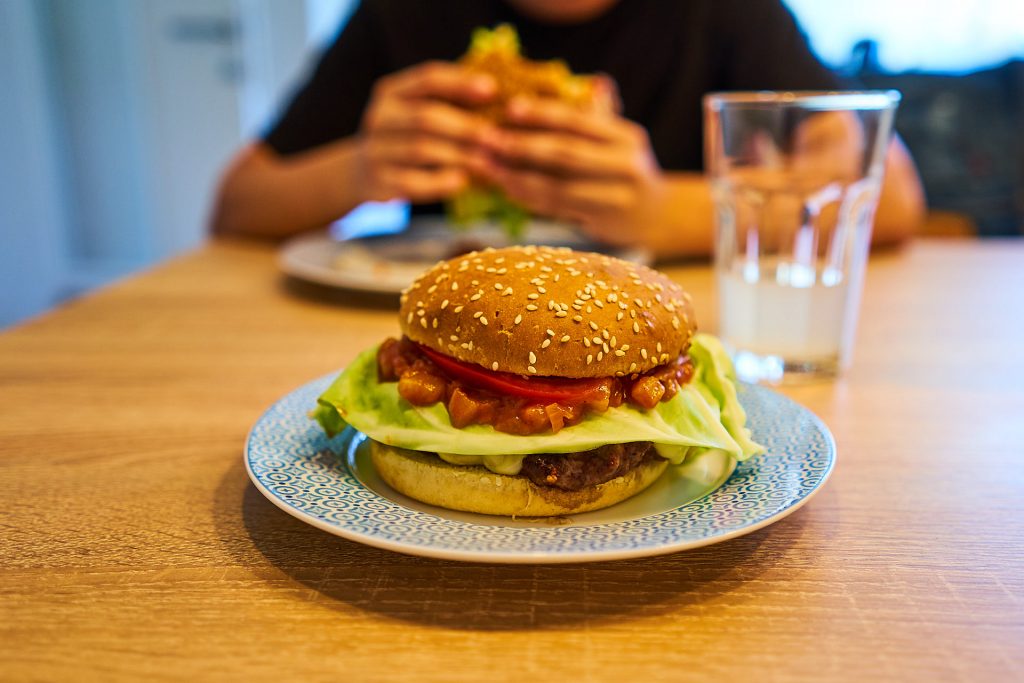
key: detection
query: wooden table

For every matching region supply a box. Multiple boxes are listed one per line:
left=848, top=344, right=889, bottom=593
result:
left=2, top=238, right=1022, bottom=682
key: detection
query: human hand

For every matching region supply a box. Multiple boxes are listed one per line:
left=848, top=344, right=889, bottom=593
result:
left=476, top=88, right=665, bottom=247
left=358, top=61, right=498, bottom=203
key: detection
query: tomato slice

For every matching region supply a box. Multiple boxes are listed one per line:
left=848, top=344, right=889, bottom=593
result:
left=416, top=344, right=606, bottom=402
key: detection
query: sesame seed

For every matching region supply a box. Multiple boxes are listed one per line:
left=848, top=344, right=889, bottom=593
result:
left=589, top=321, right=599, bottom=331
left=454, top=305, right=464, bottom=313
left=406, top=312, right=414, bottom=324
left=672, top=317, right=680, bottom=329
left=450, top=335, right=458, bottom=341
left=602, top=329, right=610, bottom=340
left=546, top=329, right=555, bottom=337
left=617, top=312, right=624, bottom=321
left=441, top=299, right=449, bottom=309
left=427, top=284, right=437, bottom=294
left=514, top=314, right=523, bottom=325
left=592, top=336, right=601, bottom=345
left=473, top=311, right=483, bottom=318
left=633, top=321, right=641, bottom=333
left=597, top=351, right=604, bottom=361
left=555, top=311, right=568, bottom=318
left=610, top=336, right=617, bottom=348
left=419, top=318, right=427, bottom=329
left=621, top=344, right=630, bottom=351
left=528, top=366, right=537, bottom=374
left=629, top=362, right=638, bottom=373
left=615, top=349, right=626, bottom=357
left=560, top=335, right=571, bottom=342
left=451, top=282, right=459, bottom=291
left=470, top=292, right=482, bottom=301
left=594, top=300, right=604, bottom=309
left=541, top=339, right=551, bottom=349
left=492, top=362, right=499, bottom=371
left=607, top=293, right=618, bottom=303
left=573, top=315, right=583, bottom=322
left=502, top=287, right=513, bottom=296
left=529, top=352, right=537, bottom=364
left=603, top=342, right=609, bottom=353
left=494, top=283, right=503, bottom=290
left=526, top=304, right=538, bottom=311
left=634, top=298, right=643, bottom=307
left=641, top=348, right=648, bottom=359
left=480, top=316, right=488, bottom=326
left=537, top=286, right=547, bottom=294
left=583, top=338, right=591, bottom=347
left=630, top=310, right=637, bottom=319
left=417, top=309, right=426, bottom=317
left=586, top=355, right=593, bottom=365
left=432, top=318, right=438, bottom=329
left=527, top=293, right=539, bottom=300
left=657, top=342, right=663, bottom=353
left=661, top=353, right=670, bottom=363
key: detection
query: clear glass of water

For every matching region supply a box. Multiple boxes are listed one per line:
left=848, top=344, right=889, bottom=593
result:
left=704, top=91, right=900, bottom=384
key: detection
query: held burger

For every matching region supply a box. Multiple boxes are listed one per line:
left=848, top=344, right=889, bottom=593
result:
left=313, top=246, right=763, bottom=517
left=447, top=24, right=613, bottom=237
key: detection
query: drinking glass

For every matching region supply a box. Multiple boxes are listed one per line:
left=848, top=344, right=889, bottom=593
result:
left=704, top=91, right=900, bottom=383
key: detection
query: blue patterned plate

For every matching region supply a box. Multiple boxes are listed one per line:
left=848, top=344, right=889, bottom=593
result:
left=245, top=375, right=835, bottom=563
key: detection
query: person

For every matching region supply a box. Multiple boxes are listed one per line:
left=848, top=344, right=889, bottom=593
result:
left=210, top=0, right=925, bottom=257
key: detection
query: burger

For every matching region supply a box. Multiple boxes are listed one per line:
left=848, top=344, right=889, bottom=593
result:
left=447, top=24, right=613, bottom=237
left=313, top=246, right=762, bottom=517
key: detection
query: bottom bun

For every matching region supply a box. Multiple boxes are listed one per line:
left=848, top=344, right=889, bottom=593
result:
left=370, top=441, right=668, bottom=517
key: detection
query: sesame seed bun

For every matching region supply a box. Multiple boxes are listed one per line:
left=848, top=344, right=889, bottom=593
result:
left=399, top=246, right=696, bottom=378
left=370, top=440, right=668, bottom=517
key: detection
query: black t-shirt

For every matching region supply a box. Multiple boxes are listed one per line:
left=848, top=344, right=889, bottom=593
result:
left=264, top=0, right=839, bottom=172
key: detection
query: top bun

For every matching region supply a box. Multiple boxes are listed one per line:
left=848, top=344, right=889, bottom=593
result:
left=399, top=246, right=696, bottom=378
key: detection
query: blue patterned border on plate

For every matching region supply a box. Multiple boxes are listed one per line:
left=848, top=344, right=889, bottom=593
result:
left=245, top=375, right=835, bottom=563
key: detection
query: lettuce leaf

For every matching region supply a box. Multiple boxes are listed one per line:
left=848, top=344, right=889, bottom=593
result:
left=313, top=333, right=763, bottom=461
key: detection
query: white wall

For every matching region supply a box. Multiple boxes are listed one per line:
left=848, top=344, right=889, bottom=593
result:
left=0, top=0, right=67, bottom=328
left=0, top=0, right=352, bottom=329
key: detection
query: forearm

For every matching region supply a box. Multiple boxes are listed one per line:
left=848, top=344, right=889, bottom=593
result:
left=637, top=172, right=716, bottom=260
left=640, top=137, right=925, bottom=260
left=872, top=137, right=926, bottom=246
left=210, top=139, right=365, bottom=239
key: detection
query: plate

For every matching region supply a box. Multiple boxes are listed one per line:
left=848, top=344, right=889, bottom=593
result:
left=279, top=217, right=651, bottom=294
left=245, top=375, right=835, bottom=564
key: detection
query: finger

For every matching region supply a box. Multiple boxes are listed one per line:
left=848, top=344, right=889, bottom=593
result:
left=504, top=96, right=622, bottom=142
left=369, top=135, right=475, bottom=169
left=492, top=166, right=563, bottom=219
left=380, top=167, right=469, bottom=203
left=495, top=166, right=637, bottom=224
left=592, top=73, right=622, bottom=115
left=490, top=130, right=635, bottom=179
left=379, top=61, right=496, bottom=106
left=368, top=100, right=496, bottom=147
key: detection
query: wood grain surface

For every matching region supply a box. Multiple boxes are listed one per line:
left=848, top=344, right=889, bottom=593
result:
left=1, top=238, right=1022, bottom=683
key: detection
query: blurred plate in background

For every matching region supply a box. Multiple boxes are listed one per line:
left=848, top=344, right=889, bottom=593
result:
left=279, top=217, right=650, bottom=294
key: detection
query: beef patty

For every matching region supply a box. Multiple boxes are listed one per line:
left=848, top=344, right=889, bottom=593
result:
left=520, top=442, right=660, bottom=492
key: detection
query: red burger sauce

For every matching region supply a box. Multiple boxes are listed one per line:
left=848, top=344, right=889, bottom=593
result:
left=377, top=336, right=693, bottom=436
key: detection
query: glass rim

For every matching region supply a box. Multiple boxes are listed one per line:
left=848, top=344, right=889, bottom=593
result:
left=704, top=90, right=901, bottom=111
